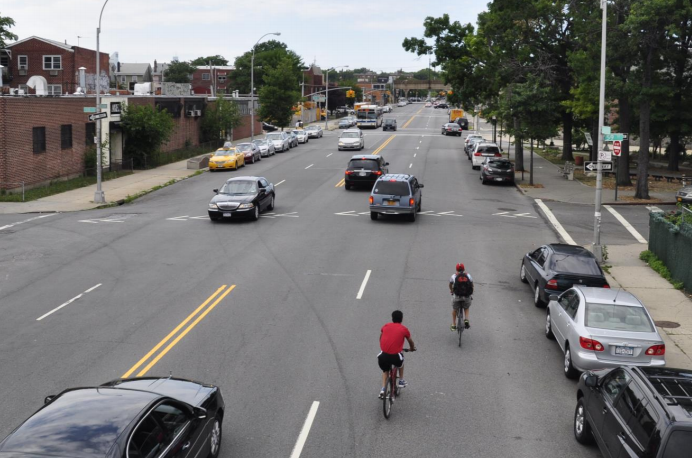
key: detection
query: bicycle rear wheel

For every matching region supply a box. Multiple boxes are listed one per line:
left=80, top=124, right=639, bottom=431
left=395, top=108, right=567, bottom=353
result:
left=383, top=374, right=393, bottom=419
left=458, top=315, right=463, bottom=347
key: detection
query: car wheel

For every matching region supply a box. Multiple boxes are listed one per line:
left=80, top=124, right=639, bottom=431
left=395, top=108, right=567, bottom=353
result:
left=520, top=264, right=528, bottom=283
left=268, top=194, right=275, bottom=210
left=409, top=208, right=417, bottom=222
left=564, top=345, right=580, bottom=379
left=481, top=176, right=487, bottom=185
left=345, top=183, right=351, bottom=190
left=338, top=148, right=342, bottom=151
left=370, top=211, right=378, bottom=220
left=207, top=415, right=222, bottom=458
left=209, top=216, right=220, bottom=222
left=534, top=284, right=546, bottom=307
left=545, top=312, right=555, bottom=340
left=574, top=399, right=594, bottom=445
left=251, top=205, right=259, bottom=221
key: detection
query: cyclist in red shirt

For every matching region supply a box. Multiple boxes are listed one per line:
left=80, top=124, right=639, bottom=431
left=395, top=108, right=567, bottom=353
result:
left=378, top=310, right=416, bottom=398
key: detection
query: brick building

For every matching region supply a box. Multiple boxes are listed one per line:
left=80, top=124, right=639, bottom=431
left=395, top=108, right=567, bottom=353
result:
left=191, top=66, right=234, bottom=95
left=302, top=64, right=324, bottom=97
left=2, top=36, right=110, bottom=95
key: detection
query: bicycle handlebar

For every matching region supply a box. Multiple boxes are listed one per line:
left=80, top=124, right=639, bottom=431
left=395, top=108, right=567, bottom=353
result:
left=403, top=348, right=416, bottom=352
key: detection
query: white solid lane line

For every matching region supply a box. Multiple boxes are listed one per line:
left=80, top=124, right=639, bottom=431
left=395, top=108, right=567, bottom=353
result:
left=290, top=401, right=320, bottom=458
left=305, top=164, right=314, bottom=169
left=37, top=283, right=102, bottom=321
left=356, top=270, right=372, bottom=300
left=535, top=199, right=577, bottom=245
left=0, top=213, right=56, bottom=231
left=604, top=205, right=647, bottom=244
left=326, top=153, right=333, bottom=157
left=275, top=180, right=286, bottom=186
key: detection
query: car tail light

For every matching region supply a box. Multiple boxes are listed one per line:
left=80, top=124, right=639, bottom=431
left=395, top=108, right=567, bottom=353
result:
left=369, top=196, right=373, bottom=204
left=409, top=198, right=415, bottom=206
left=546, top=279, right=559, bottom=290
left=580, top=337, right=604, bottom=352
left=345, top=171, right=353, bottom=175
left=494, top=153, right=502, bottom=157
left=645, top=344, right=665, bottom=356
left=474, top=152, right=482, bottom=156
left=603, top=284, right=610, bottom=288
left=374, top=171, right=382, bottom=176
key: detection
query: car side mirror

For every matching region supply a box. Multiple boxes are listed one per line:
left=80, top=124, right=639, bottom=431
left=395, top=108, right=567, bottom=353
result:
left=419, top=184, right=424, bottom=188
left=549, top=294, right=559, bottom=302
left=45, top=395, right=56, bottom=405
left=585, top=374, right=598, bottom=388
left=213, top=189, right=218, bottom=194
left=385, top=162, right=390, bottom=166
left=259, top=188, right=266, bottom=194
left=194, top=407, right=208, bottom=420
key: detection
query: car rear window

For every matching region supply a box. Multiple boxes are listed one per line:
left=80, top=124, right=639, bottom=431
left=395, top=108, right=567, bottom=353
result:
left=550, top=254, right=601, bottom=275
left=348, top=160, right=379, bottom=170
left=373, top=181, right=410, bottom=195
left=584, top=303, right=654, bottom=332
left=488, top=161, right=512, bottom=170
left=266, top=133, right=281, bottom=140
left=342, top=132, right=359, bottom=138
left=663, top=431, right=692, bottom=458
left=477, top=145, right=500, bottom=154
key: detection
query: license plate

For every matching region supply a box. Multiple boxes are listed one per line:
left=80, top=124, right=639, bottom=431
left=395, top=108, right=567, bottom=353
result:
left=615, top=346, right=634, bottom=356
left=482, top=153, right=495, bottom=156
left=386, top=201, right=397, bottom=206
left=495, top=178, right=504, bottom=181
left=359, top=172, right=367, bottom=176
left=223, top=213, right=232, bottom=217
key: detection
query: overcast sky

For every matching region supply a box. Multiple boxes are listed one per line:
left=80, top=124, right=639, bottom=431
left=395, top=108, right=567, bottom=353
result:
left=5, top=0, right=487, bottom=72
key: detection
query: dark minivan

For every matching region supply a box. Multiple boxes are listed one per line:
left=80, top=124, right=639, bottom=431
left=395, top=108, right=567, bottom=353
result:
left=575, top=366, right=692, bottom=458
left=383, top=118, right=398, bottom=131
left=520, top=243, right=609, bottom=307
left=344, top=155, right=389, bottom=190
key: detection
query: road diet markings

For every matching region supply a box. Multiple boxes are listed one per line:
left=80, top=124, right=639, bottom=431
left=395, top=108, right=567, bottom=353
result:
left=261, top=212, right=299, bottom=219
left=326, top=153, right=333, bottom=157
left=336, top=210, right=462, bottom=217
left=290, top=401, right=320, bottom=458
left=535, top=199, right=577, bottom=245
left=37, top=283, right=102, bottom=321
left=305, top=164, right=314, bottom=169
left=167, top=216, right=208, bottom=221
left=275, top=180, right=286, bottom=186
left=356, top=270, right=372, bottom=300
left=604, top=205, right=647, bottom=244
left=0, top=213, right=57, bottom=231
left=493, top=211, right=537, bottom=219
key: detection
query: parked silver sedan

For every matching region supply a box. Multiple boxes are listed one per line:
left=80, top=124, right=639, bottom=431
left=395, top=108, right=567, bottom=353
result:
left=305, top=125, right=323, bottom=138
left=292, top=130, right=309, bottom=144
left=546, top=286, right=665, bottom=379
left=252, top=139, right=276, bottom=157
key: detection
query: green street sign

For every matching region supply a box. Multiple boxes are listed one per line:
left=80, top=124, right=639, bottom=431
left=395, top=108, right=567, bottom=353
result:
left=602, top=126, right=611, bottom=134
left=604, top=133, right=624, bottom=141
left=83, top=107, right=96, bottom=113
left=100, top=104, right=108, bottom=109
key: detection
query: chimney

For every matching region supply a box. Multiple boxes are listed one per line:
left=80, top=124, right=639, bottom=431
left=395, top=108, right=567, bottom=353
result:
left=117, top=62, right=121, bottom=72
left=78, top=67, right=86, bottom=91
left=154, top=59, right=157, bottom=72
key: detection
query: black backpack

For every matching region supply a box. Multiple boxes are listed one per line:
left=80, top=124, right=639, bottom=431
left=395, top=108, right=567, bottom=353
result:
left=453, top=273, right=473, bottom=297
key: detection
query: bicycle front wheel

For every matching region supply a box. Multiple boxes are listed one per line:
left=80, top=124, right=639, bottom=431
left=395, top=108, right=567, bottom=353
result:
left=383, top=375, right=393, bottom=419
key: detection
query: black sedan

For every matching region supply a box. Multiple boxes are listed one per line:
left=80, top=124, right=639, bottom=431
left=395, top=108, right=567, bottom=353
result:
left=520, top=243, right=609, bottom=307
left=0, top=377, right=224, bottom=458
left=480, top=157, right=515, bottom=184
left=208, top=176, right=275, bottom=221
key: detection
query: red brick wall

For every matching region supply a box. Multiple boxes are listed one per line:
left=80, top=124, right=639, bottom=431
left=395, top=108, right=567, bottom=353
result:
left=9, top=38, right=109, bottom=94
left=191, top=68, right=232, bottom=95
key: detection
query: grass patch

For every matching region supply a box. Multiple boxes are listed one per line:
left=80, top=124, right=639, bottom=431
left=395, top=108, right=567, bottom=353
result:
left=640, top=250, right=685, bottom=290
left=0, top=170, right=133, bottom=202
left=601, top=264, right=612, bottom=274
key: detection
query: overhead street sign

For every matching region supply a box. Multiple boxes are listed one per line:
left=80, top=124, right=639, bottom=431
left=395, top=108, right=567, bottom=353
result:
left=585, top=161, right=613, bottom=172
left=604, top=133, right=624, bottom=141
left=599, top=150, right=612, bottom=161
left=312, top=95, right=325, bottom=102
left=88, top=112, right=108, bottom=121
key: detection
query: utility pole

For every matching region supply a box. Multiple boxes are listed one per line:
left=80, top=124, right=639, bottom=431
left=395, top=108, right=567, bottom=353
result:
left=93, top=0, right=110, bottom=204
left=592, top=0, right=608, bottom=262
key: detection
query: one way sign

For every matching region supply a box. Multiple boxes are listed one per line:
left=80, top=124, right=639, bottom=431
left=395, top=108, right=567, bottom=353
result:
left=88, top=112, right=108, bottom=121
left=584, top=161, right=613, bottom=172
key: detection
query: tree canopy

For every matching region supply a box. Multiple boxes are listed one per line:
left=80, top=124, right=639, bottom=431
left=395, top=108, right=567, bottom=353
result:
left=164, top=60, right=196, bottom=84
left=233, top=40, right=303, bottom=95
left=121, top=104, right=175, bottom=167
left=190, top=55, right=228, bottom=66
left=0, top=13, right=18, bottom=48
left=200, top=97, right=242, bottom=142
left=258, top=57, right=301, bottom=128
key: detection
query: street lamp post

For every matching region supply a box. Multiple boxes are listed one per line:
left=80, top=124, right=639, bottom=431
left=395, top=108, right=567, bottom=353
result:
left=592, top=0, right=608, bottom=262
left=250, top=32, right=281, bottom=141
left=325, top=66, right=348, bottom=129
left=94, top=0, right=110, bottom=204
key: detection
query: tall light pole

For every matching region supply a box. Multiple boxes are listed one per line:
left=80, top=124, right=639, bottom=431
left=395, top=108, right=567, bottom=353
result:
left=250, top=32, right=281, bottom=141
left=94, top=0, right=109, bottom=203
left=324, top=66, right=348, bottom=129
left=592, top=0, right=608, bottom=262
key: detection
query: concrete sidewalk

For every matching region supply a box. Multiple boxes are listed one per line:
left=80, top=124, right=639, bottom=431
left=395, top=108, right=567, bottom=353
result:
left=0, top=120, right=341, bottom=215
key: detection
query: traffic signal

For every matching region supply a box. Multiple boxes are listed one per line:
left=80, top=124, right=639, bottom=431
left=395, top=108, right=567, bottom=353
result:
left=346, top=90, right=356, bottom=98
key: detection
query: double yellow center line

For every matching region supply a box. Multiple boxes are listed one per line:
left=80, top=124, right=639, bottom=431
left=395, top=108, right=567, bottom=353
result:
left=335, top=135, right=397, bottom=187
left=122, top=284, right=235, bottom=378
left=401, top=107, right=424, bottom=129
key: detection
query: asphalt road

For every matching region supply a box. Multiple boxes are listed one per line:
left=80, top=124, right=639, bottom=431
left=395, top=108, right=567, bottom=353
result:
left=0, top=103, right=601, bottom=457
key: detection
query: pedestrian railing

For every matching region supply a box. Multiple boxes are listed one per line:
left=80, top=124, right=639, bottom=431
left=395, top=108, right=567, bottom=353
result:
left=682, top=206, right=692, bottom=230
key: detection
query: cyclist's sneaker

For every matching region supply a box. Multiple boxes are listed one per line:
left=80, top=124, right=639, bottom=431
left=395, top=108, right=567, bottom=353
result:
left=398, top=379, right=408, bottom=388
left=450, top=324, right=457, bottom=331
left=464, top=320, right=470, bottom=329
left=379, top=388, right=385, bottom=399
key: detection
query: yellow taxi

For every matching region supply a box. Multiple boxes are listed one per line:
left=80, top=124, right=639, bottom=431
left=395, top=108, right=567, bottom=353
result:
left=209, top=146, right=245, bottom=171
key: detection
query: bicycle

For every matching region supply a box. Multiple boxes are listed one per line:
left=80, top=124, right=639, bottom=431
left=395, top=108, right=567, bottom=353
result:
left=456, top=311, right=464, bottom=347
left=383, top=348, right=414, bottom=419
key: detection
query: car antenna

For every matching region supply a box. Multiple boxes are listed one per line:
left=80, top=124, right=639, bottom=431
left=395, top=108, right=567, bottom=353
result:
left=613, top=288, right=621, bottom=303
left=168, top=371, right=173, bottom=379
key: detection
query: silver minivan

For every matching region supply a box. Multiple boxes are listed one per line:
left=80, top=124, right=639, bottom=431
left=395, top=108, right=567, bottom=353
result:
left=338, top=128, right=364, bottom=151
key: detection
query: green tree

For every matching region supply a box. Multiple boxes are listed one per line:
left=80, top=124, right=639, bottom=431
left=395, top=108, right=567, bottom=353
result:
left=258, top=57, right=301, bottom=129
left=121, top=104, right=176, bottom=167
left=190, top=55, right=228, bottom=66
left=0, top=13, right=17, bottom=48
left=164, top=60, right=197, bottom=83
left=200, top=97, right=242, bottom=142
left=412, top=68, right=439, bottom=81
left=233, top=40, right=303, bottom=95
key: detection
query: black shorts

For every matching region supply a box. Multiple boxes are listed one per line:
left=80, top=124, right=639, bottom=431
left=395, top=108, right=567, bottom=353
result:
left=378, top=352, right=404, bottom=372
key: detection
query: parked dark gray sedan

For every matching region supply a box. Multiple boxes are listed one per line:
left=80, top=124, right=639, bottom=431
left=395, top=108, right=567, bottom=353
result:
left=480, top=157, right=515, bottom=184
left=441, top=123, right=462, bottom=136
left=209, top=176, right=275, bottom=221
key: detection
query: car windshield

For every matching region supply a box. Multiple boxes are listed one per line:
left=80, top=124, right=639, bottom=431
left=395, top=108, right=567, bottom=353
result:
left=348, top=160, right=378, bottom=170
left=477, top=145, right=500, bottom=154
left=306, top=126, right=317, bottom=130
left=214, top=149, right=234, bottom=156
left=292, top=131, right=303, bottom=135
left=220, top=180, right=257, bottom=195
left=549, top=253, right=601, bottom=275
left=339, top=120, right=350, bottom=124
left=236, top=144, right=252, bottom=152
left=585, top=303, right=654, bottom=332
left=385, top=120, right=395, bottom=124
left=373, top=181, right=410, bottom=195
left=488, top=161, right=512, bottom=170
left=342, top=132, right=359, bottom=138
left=266, top=133, right=282, bottom=140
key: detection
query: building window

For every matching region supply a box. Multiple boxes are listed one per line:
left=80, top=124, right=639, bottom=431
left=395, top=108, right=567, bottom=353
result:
left=131, top=75, right=138, bottom=83
left=61, top=125, right=73, bottom=149
left=218, top=75, right=227, bottom=83
left=120, top=75, right=126, bottom=83
left=18, top=55, right=28, bottom=70
left=202, top=73, right=210, bottom=81
left=43, top=55, right=62, bottom=70
left=33, top=127, right=46, bottom=154
left=47, top=85, right=62, bottom=96
left=0, top=55, right=8, bottom=67
left=85, top=123, right=96, bottom=146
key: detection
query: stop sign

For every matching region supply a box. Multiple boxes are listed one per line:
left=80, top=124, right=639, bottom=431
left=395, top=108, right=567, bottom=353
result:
left=613, top=140, right=622, bottom=157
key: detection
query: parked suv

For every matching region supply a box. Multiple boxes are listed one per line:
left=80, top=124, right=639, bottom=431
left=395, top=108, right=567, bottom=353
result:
left=471, top=142, right=502, bottom=169
left=575, top=366, right=692, bottom=458
left=369, top=174, right=424, bottom=222
left=344, top=155, right=389, bottom=190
